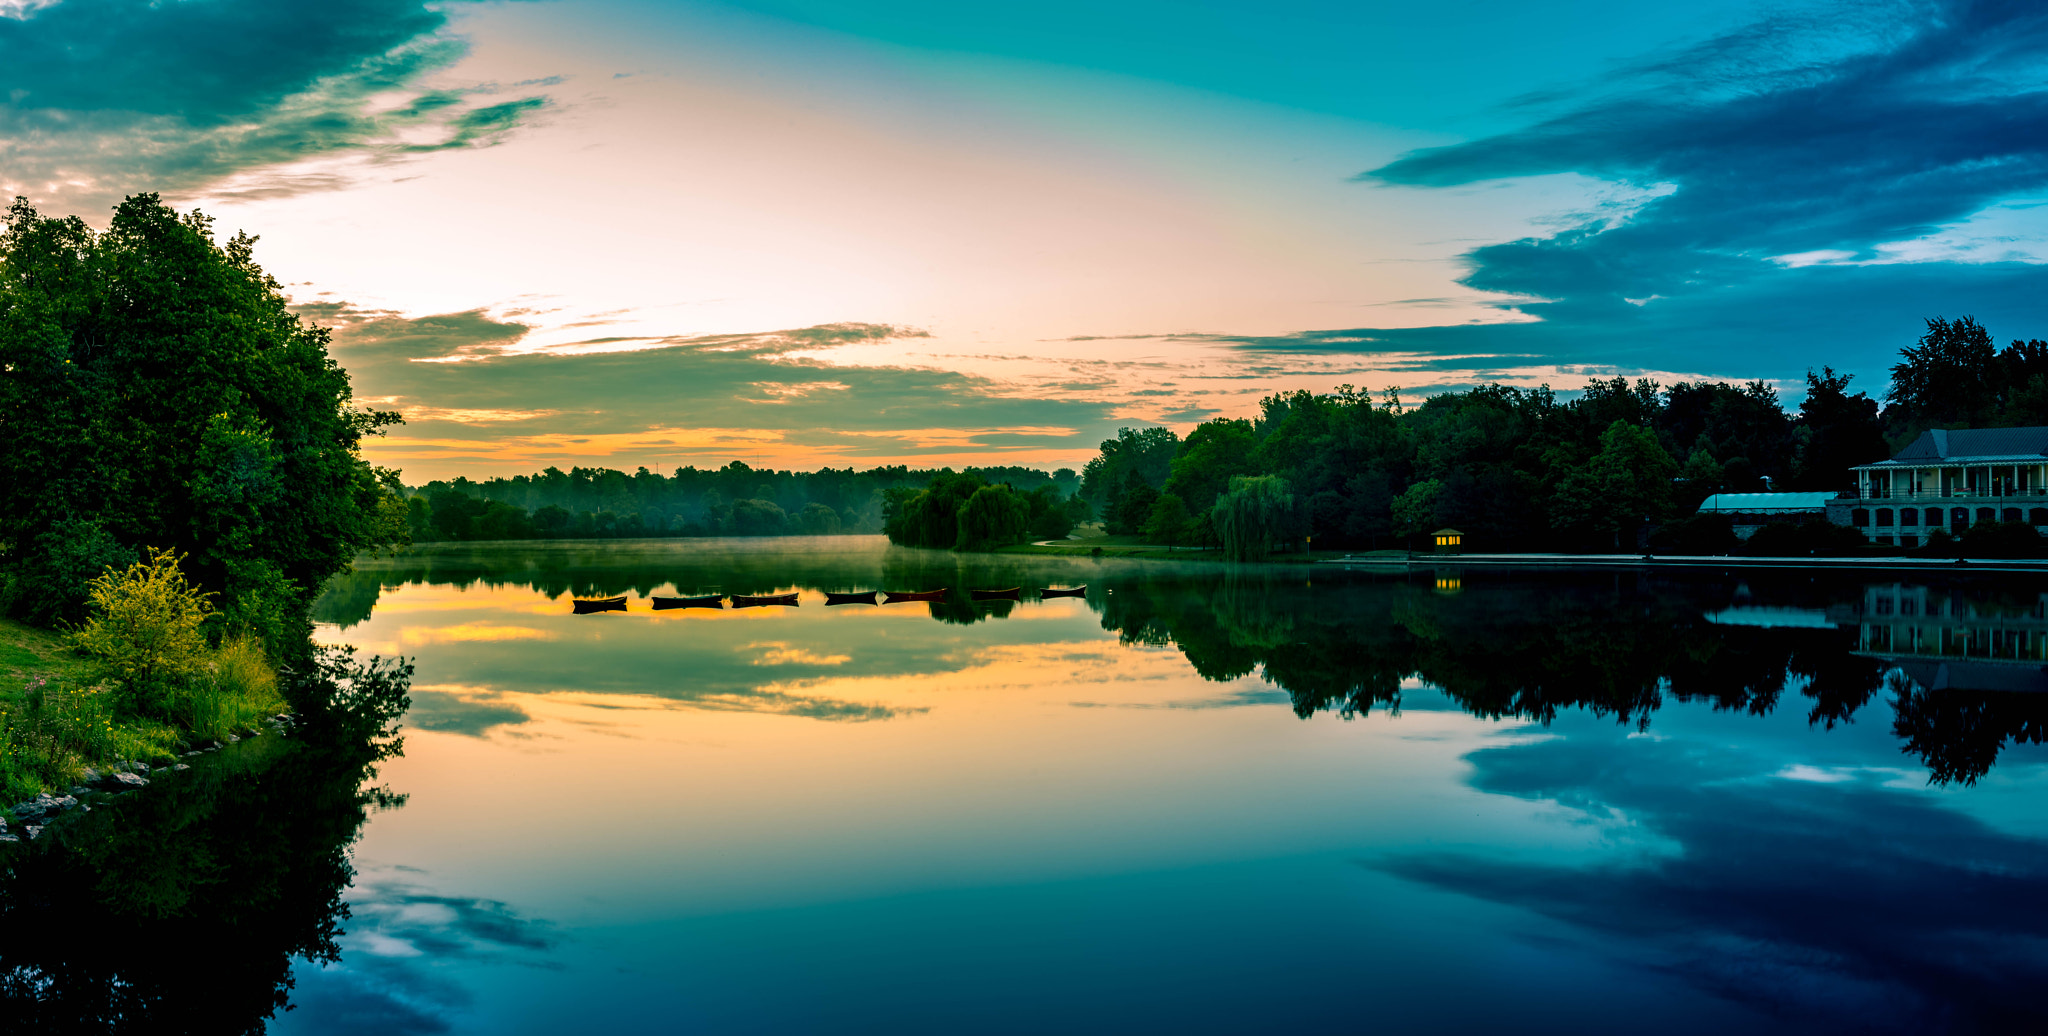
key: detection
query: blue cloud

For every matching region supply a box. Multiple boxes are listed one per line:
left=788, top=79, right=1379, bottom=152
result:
left=0, top=0, right=551, bottom=208
left=1251, top=0, right=2048, bottom=384
left=1374, top=728, right=2048, bottom=1031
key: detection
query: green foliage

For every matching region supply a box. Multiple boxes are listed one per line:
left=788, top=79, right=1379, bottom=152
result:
left=1024, top=485, right=1077, bottom=540
left=1792, top=367, right=1889, bottom=490
left=1744, top=519, right=1870, bottom=557
left=1163, top=419, right=1257, bottom=511
left=70, top=548, right=216, bottom=711
left=0, top=195, right=405, bottom=624
left=885, top=471, right=988, bottom=548
left=1649, top=513, right=1738, bottom=554
left=1144, top=493, right=1193, bottom=545
left=1391, top=479, right=1443, bottom=540
left=955, top=485, right=1030, bottom=552
left=1080, top=426, right=1180, bottom=506
left=1103, top=471, right=1160, bottom=535
left=797, top=501, right=844, bottom=534
left=728, top=498, right=789, bottom=535
left=1214, top=475, right=1300, bottom=561
left=1957, top=520, right=2043, bottom=559
left=1550, top=421, right=1679, bottom=547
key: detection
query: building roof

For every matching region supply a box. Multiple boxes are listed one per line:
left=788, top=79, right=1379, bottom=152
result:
left=1432, top=528, right=1464, bottom=536
left=1696, top=492, right=1835, bottom=513
left=1864, top=427, right=2048, bottom=467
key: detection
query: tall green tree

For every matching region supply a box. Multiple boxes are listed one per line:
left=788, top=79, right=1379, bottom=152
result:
left=1791, top=367, right=1889, bottom=490
left=1549, top=421, right=1678, bottom=548
left=0, top=195, right=405, bottom=625
left=1213, top=475, right=1300, bottom=561
left=1886, top=316, right=1999, bottom=434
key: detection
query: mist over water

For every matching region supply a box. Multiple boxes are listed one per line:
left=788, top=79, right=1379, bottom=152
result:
left=214, top=539, right=2048, bottom=1031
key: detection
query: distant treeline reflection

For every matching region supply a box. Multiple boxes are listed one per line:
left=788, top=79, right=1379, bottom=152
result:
left=316, top=550, right=2046, bottom=784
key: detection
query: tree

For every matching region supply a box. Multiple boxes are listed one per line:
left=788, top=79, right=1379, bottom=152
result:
left=1550, top=421, right=1678, bottom=548
left=729, top=498, right=788, bottom=535
left=955, top=484, right=1029, bottom=551
left=1162, top=418, right=1257, bottom=512
left=1886, top=316, right=1999, bottom=434
left=1213, top=475, right=1299, bottom=561
left=0, top=195, right=405, bottom=627
left=884, top=471, right=986, bottom=548
left=1144, top=493, right=1192, bottom=545
left=1792, top=367, right=1889, bottom=491
left=1391, top=479, right=1443, bottom=544
left=797, top=501, right=842, bottom=535
left=1079, top=427, right=1179, bottom=507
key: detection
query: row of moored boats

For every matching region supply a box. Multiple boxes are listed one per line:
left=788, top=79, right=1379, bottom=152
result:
left=571, top=586, right=1087, bottom=613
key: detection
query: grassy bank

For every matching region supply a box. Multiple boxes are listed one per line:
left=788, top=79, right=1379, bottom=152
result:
left=0, top=617, right=284, bottom=802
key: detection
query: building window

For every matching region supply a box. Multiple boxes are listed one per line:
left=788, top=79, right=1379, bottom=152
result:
left=1952, top=508, right=1969, bottom=528
left=1977, top=507, right=1996, bottom=524
left=1928, top=508, right=1943, bottom=527
left=1900, top=509, right=1917, bottom=526
left=1876, top=509, right=1893, bottom=526
left=2003, top=507, right=2022, bottom=523
left=1852, top=508, right=1870, bottom=526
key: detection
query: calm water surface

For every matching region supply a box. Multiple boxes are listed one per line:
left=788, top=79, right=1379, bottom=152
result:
left=262, top=538, right=2048, bottom=1034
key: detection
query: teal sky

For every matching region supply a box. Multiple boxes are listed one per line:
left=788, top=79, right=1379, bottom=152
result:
left=5, top=0, right=2046, bottom=478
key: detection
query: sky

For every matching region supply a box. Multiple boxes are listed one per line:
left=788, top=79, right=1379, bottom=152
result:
left=5, top=0, right=2048, bottom=480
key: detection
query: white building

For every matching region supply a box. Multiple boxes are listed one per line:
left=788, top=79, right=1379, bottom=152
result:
left=1845, top=427, right=2048, bottom=546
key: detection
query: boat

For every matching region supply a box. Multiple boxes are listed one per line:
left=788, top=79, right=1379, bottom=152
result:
left=970, top=587, right=1022, bottom=601
left=571, top=595, right=628, bottom=614
left=652, top=594, right=724, bottom=610
left=732, top=592, right=800, bottom=608
left=824, top=590, right=878, bottom=606
left=1039, top=586, right=1087, bottom=598
left=883, top=588, right=948, bottom=603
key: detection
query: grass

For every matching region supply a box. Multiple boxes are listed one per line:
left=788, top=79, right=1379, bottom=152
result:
left=0, top=618, right=281, bottom=802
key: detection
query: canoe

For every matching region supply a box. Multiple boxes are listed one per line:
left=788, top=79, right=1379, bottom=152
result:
left=883, top=588, right=948, bottom=603
left=732, top=592, right=799, bottom=608
left=653, top=594, right=724, bottom=610
left=970, top=587, right=1022, bottom=602
left=571, top=595, right=627, bottom=614
left=1039, top=586, right=1087, bottom=598
left=824, top=591, right=878, bottom=606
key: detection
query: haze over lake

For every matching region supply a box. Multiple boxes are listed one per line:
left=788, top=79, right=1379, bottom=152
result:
left=267, top=538, right=2048, bottom=1034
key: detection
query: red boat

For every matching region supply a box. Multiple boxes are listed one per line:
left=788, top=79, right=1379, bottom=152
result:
left=732, top=592, right=799, bottom=608
left=1039, top=586, right=1087, bottom=598
left=883, top=588, right=948, bottom=603
left=970, top=588, right=1022, bottom=601
left=571, top=595, right=627, bottom=614
left=653, top=594, right=724, bottom=610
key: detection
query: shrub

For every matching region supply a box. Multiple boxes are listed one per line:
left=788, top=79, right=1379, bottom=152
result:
left=71, top=549, right=215, bottom=713
left=1958, top=520, right=2042, bottom=559
left=1743, top=518, right=1869, bottom=557
left=1649, top=513, right=1737, bottom=554
left=181, top=634, right=284, bottom=741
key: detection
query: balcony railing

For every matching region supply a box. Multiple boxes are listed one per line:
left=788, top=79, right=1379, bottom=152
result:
left=1855, top=486, right=2048, bottom=499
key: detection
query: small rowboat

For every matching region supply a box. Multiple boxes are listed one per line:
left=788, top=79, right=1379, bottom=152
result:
left=732, top=592, right=799, bottom=608
left=653, top=594, right=724, bottom=610
left=970, top=587, right=1022, bottom=602
left=571, top=595, right=627, bottom=614
left=883, top=588, right=948, bottom=603
left=1039, top=586, right=1087, bottom=598
left=824, top=591, right=878, bottom=606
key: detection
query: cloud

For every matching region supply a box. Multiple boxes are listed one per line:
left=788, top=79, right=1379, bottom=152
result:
left=1373, top=728, right=2048, bottom=1032
left=1149, top=0, right=2048, bottom=385
left=0, top=0, right=552, bottom=211
left=303, top=308, right=1122, bottom=474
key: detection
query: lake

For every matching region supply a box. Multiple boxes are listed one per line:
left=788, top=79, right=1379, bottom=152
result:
left=219, top=539, right=2048, bottom=1031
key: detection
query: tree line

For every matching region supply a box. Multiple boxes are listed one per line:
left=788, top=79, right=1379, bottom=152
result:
left=1070, top=316, right=2048, bottom=555
left=405, top=463, right=1080, bottom=542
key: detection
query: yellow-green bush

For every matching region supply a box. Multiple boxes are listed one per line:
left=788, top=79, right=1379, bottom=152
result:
left=70, top=548, right=214, bottom=713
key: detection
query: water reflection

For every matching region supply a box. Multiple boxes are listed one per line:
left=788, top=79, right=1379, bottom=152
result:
left=0, top=652, right=414, bottom=1033
left=317, top=542, right=2048, bottom=785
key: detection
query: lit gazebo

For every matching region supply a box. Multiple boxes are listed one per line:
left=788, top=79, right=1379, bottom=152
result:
left=1432, top=528, right=1464, bottom=553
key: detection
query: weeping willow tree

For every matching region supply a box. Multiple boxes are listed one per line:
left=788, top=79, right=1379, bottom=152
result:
left=1213, top=475, right=1301, bottom=561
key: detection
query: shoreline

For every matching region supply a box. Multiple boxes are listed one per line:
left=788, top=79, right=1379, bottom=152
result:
left=1321, top=552, right=2048, bottom=573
